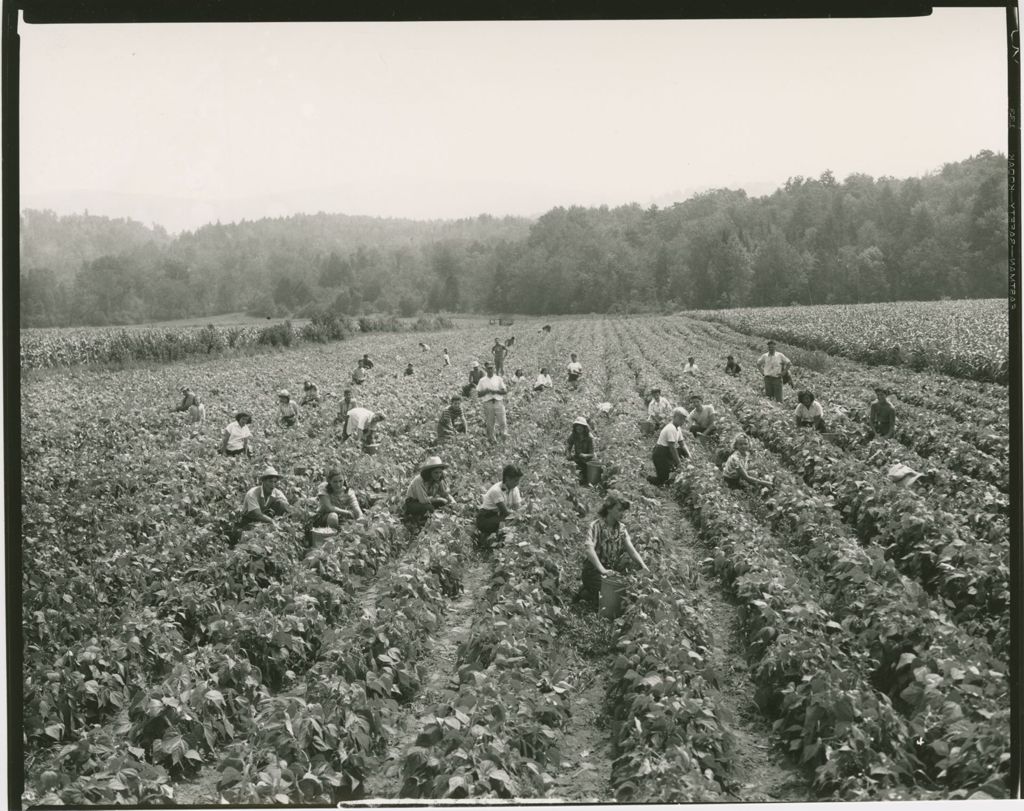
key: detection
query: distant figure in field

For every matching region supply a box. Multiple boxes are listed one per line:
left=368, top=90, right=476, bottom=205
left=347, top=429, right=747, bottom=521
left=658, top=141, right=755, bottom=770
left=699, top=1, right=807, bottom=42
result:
left=419, top=341, right=431, bottom=352
left=220, top=411, right=253, bottom=457
left=511, top=368, right=527, bottom=385
left=403, top=456, right=453, bottom=528
left=647, top=407, right=689, bottom=486
left=239, top=466, right=290, bottom=527
left=300, top=380, right=320, bottom=406
left=869, top=384, right=897, bottom=439
left=575, top=494, right=649, bottom=609
left=443, top=348, right=451, bottom=367
left=351, top=365, right=367, bottom=385
left=566, top=353, right=583, bottom=388
left=313, top=466, right=363, bottom=528
left=335, top=388, right=355, bottom=425
left=756, top=340, right=791, bottom=403
left=463, top=360, right=486, bottom=398
left=344, top=406, right=385, bottom=451
left=505, top=336, right=515, bottom=348
left=174, top=386, right=206, bottom=423
left=646, top=386, right=674, bottom=427
left=541, top=324, right=552, bottom=333
left=437, top=395, right=468, bottom=440
left=475, top=463, right=524, bottom=548
left=358, top=354, right=375, bottom=370
left=492, top=338, right=509, bottom=375
left=476, top=361, right=509, bottom=443
left=277, top=390, right=300, bottom=427
left=404, top=363, right=414, bottom=377
left=566, top=416, right=596, bottom=484
left=725, top=355, right=742, bottom=376
left=687, top=393, right=717, bottom=437
left=533, top=367, right=553, bottom=392
left=682, top=356, right=699, bottom=376
left=722, top=433, right=772, bottom=490
left=794, top=390, right=827, bottom=433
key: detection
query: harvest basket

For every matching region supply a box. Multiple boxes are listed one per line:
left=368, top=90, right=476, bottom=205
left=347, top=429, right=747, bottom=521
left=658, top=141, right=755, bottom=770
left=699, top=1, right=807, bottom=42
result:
left=599, top=573, right=626, bottom=619
left=585, top=461, right=604, bottom=485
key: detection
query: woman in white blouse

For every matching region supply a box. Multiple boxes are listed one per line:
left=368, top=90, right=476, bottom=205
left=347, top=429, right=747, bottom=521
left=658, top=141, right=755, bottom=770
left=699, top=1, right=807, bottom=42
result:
left=220, top=411, right=253, bottom=457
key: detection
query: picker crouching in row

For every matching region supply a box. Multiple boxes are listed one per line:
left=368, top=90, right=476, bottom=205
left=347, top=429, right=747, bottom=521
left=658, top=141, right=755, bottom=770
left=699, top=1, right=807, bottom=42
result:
left=574, top=494, right=649, bottom=608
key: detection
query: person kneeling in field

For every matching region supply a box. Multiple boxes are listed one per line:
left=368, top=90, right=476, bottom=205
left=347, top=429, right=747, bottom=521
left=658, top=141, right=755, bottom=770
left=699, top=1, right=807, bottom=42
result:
left=646, top=386, right=675, bottom=427
left=533, top=367, right=553, bottom=392
left=277, top=390, right=300, bottom=427
left=687, top=393, right=717, bottom=437
left=220, top=411, right=253, bottom=457
left=574, top=494, right=649, bottom=608
left=647, top=407, right=689, bottom=486
left=722, top=433, right=772, bottom=490
left=174, top=386, right=206, bottom=423
left=794, top=390, right=827, bottom=433
left=566, top=417, right=596, bottom=484
left=868, top=384, right=896, bottom=439
left=300, top=380, right=320, bottom=406
left=313, top=466, right=363, bottom=528
left=437, top=395, right=468, bottom=440
left=344, top=406, right=385, bottom=451
left=403, top=456, right=453, bottom=526
left=240, top=466, right=291, bottom=527
left=475, top=464, right=524, bottom=548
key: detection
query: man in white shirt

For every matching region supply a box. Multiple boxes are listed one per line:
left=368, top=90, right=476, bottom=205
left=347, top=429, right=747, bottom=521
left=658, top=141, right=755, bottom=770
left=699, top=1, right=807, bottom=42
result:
left=533, top=367, right=554, bottom=391
left=476, top=361, right=508, bottom=443
left=345, top=406, right=385, bottom=449
left=566, top=353, right=583, bottom=388
left=682, top=356, right=699, bottom=375
left=647, top=408, right=690, bottom=485
left=647, top=387, right=675, bottom=425
left=240, top=466, right=290, bottom=527
left=756, top=340, right=791, bottom=403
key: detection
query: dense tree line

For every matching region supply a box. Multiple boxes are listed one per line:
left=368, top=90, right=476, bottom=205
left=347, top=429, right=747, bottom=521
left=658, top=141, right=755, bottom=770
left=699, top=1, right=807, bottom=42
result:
left=19, top=151, right=1007, bottom=327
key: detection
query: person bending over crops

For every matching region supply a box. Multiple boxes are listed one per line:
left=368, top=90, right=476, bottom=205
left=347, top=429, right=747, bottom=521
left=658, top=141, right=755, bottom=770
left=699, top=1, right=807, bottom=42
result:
left=403, top=456, right=453, bottom=524
left=335, top=388, right=355, bottom=427
left=220, top=411, right=253, bottom=457
left=351, top=365, right=366, bottom=385
left=476, top=362, right=508, bottom=443
left=533, top=367, right=553, bottom=391
left=300, top=381, right=320, bottom=406
left=437, top=395, right=468, bottom=440
left=239, top=466, right=290, bottom=527
left=566, top=353, right=583, bottom=387
left=277, top=390, right=300, bottom=427
left=314, top=466, right=363, bottom=528
left=794, top=390, right=827, bottom=432
left=756, top=340, right=791, bottom=403
left=722, top=433, right=772, bottom=490
left=575, top=494, right=648, bottom=608
left=174, top=386, right=206, bottom=423
left=682, top=356, right=699, bottom=376
left=475, top=464, right=524, bottom=548
left=869, top=384, right=896, bottom=439
left=647, top=407, right=689, bottom=486
left=404, top=363, right=414, bottom=376
left=566, top=417, right=596, bottom=484
left=725, top=355, right=742, bottom=376
left=344, top=406, right=385, bottom=451
left=687, top=393, right=717, bottom=437
left=646, top=386, right=674, bottom=426
left=358, top=353, right=375, bottom=370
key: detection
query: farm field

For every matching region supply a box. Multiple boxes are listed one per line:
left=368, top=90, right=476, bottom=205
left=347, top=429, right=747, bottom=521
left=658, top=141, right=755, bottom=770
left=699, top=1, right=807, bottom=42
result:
left=684, top=299, right=1009, bottom=384
left=19, top=313, right=1010, bottom=805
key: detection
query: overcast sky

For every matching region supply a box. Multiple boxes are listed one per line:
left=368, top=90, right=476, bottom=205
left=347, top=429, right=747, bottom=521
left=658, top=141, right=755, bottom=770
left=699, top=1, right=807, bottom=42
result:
left=19, top=10, right=1008, bottom=233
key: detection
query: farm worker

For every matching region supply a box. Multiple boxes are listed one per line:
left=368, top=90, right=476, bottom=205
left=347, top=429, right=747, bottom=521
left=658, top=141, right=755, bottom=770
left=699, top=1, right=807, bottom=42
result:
left=506, top=336, right=516, bottom=348
left=566, top=416, right=596, bottom=483
left=220, top=411, right=253, bottom=457
left=722, top=433, right=772, bottom=490
left=443, top=348, right=451, bottom=367
left=492, top=339, right=509, bottom=375
left=314, top=466, right=364, bottom=528
left=887, top=463, right=924, bottom=489
left=240, top=466, right=290, bottom=527
left=277, top=390, right=301, bottom=427
left=511, top=369, right=527, bottom=385
left=756, top=340, right=791, bottom=403
left=725, top=355, right=742, bottom=376
left=647, top=386, right=674, bottom=425
left=300, top=381, right=320, bottom=406
left=476, top=361, right=508, bottom=443
left=566, top=353, right=583, bottom=387
left=404, top=363, right=414, bottom=377
left=174, top=387, right=206, bottom=423
left=358, top=354, right=375, bottom=370
left=533, top=368, right=554, bottom=391
left=437, top=395, right=468, bottom=440
left=575, top=494, right=649, bottom=608
left=541, top=324, right=552, bottom=333
left=351, top=365, right=366, bottom=385
left=462, top=360, right=486, bottom=398
left=403, top=456, right=453, bottom=522
left=794, top=390, right=827, bottom=432
left=647, top=407, right=690, bottom=486
left=869, top=384, right=897, bottom=439
left=475, top=463, right=524, bottom=548
left=419, top=341, right=431, bottom=352
left=687, top=393, right=717, bottom=437
left=682, top=356, right=699, bottom=376
left=335, top=389, right=355, bottom=425
left=345, top=406, right=385, bottom=450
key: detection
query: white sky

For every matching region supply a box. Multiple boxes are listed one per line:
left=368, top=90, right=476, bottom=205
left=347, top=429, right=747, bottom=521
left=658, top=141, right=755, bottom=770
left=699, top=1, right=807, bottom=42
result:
left=19, top=10, right=1009, bottom=232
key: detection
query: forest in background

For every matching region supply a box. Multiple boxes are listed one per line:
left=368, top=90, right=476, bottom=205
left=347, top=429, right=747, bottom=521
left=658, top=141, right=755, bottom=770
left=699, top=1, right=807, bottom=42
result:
left=19, top=150, right=1007, bottom=327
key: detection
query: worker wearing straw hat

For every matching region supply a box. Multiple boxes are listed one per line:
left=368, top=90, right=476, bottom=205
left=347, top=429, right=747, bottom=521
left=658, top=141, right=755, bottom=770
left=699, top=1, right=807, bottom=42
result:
left=566, top=416, right=596, bottom=484
left=403, top=456, right=453, bottom=525
left=277, top=389, right=300, bottom=427
left=239, top=466, right=290, bottom=527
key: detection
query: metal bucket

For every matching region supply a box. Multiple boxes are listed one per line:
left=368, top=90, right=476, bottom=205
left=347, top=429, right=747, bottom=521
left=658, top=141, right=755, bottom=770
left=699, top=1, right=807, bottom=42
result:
left=309, top=527, right=337, bottom=547
left=599, top=573, right=626, bottom=619
left=585, top=461, right=604, bottom=485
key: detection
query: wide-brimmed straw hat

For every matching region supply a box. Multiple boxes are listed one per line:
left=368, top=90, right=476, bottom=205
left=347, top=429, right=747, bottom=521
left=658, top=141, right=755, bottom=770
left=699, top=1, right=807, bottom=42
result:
left=420, top=456, right=447, bottom=474
left=278, top=389, right=290, bottom=399
left=888, top=463, right=922, bottom=488
left=573, top=416, right=590, bottom=428
left=261, top=465, right=282, bottom=480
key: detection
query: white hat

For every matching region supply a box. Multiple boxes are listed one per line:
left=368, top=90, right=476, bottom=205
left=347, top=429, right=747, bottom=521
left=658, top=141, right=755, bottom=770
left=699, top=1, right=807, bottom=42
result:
left=672, top=407, right=689, bottom=419
left=573, top=416, right=590, bottom=427
left=887, top=463, right=922, bottom=488
left=260, top=465, right=282, bottom=480
left=420, top=456, right=448, bottom=473
left=278, top=389, right=290, bottom=398
left=471, top=361, right=480, bottom=368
